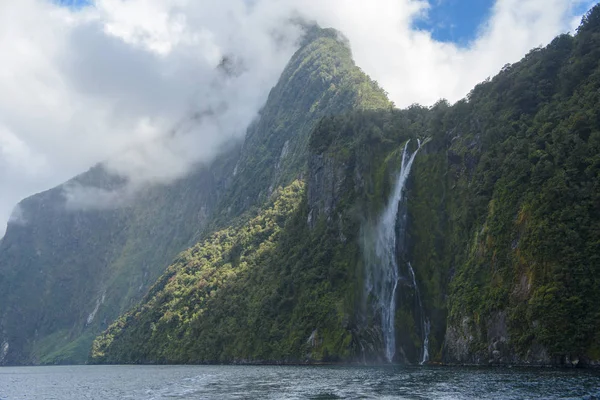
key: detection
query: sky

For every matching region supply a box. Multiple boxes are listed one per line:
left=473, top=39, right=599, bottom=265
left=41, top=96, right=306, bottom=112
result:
left=414, top=0, right=496, bottom=44
left=0, top=0, right=596, bottom=237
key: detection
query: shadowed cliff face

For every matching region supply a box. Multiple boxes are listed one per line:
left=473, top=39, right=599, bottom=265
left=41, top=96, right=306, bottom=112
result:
left=212, top=27, right=390, bottom=226
left=410, top=8, right=600, bottom=366
left=0, top=151, right=239, bottom=365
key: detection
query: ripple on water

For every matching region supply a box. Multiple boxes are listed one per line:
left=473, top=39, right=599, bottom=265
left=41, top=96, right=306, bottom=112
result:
left=0, top=365, right=599, bottom=400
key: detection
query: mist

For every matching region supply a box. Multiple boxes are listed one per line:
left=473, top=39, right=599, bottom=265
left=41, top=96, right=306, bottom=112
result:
left=0, top=0, right=593, bottom=236
left=7, top=204, right=26, bottom=227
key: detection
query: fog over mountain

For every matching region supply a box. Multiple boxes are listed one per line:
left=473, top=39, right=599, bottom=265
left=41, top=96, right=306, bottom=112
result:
left=0, top=0, right=593, bottom=237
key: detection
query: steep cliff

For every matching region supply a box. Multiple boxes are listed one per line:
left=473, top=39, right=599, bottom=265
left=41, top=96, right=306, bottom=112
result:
left=93, top=6, right=600, bottom=366
left=91, top=33, right=395, bottom=365
left=437, top=9, right=600, bottom=366
left=211, top=27, right=390, bottom=225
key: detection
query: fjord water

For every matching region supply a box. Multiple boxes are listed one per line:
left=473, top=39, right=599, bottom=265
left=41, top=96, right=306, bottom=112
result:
left=1, top=365, right=599, bottom=399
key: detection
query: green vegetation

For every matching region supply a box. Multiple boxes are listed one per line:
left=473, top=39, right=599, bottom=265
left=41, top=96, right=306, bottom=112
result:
left=411, top=5, right=600, bottom=363
left=95, top=7, right=600, bottom=365
left=92, top=108, right=433, bottom=364
left=0, top=150, right=239, bottom=365
left=93, top=182, right=310, bottom=363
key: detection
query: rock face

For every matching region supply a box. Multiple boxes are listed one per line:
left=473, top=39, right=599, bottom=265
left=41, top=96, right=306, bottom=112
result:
left=215, top=27, right=390, bottom=225
left=444, top=316, right=481, bottom=365
left=306, top=153, right=346, bottom=229
left=443, top=312, right=552, bottom=366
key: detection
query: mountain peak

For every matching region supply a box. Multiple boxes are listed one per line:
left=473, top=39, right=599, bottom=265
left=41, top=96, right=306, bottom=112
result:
left=300, top=25, right=350, bottom=49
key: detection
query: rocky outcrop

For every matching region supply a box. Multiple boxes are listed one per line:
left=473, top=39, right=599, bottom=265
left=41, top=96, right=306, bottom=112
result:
left=307, top=154, right=346, bottom=229
left=443, top=311, right=563, bottom=366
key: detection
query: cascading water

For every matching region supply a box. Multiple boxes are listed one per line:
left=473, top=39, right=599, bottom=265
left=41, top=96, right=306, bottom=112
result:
left=408, top=262, right=430, bottom=365
left=364, top=140, right=422, bottom=362
left=422, top=319, right=430, bottom=365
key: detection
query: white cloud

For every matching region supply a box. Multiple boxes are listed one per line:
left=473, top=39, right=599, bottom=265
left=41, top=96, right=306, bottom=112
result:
left=0, top=0, right=593, bottom=237
left=7, top=204, right=27, bottom=227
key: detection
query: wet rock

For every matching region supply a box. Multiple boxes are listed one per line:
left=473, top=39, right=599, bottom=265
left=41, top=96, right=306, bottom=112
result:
left=0, top=341, right=8, bottom=364
left=443, top=316, right=481, bottom=364
left=307, top=153, right=346, bottom=229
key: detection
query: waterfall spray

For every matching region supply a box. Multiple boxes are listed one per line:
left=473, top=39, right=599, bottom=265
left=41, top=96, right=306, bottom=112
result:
left=365, top=139, right=422, bottom=362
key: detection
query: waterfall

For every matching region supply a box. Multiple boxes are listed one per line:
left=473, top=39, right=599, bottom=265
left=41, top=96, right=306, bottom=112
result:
left=422, top=319, right=430, bottom=365
left=408, top=262, right=429, bottom=365
left=365, top=139, right=421, bottom=362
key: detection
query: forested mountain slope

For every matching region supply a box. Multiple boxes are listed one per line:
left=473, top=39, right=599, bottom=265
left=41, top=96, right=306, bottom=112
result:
left=0, top=148, right=240, bottom=365
left=93, top=6, right=600, bottom=366
left=0, top=27, right=388, bottom=365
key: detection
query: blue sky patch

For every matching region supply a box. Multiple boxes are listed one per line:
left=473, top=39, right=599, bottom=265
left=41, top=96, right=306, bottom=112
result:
left=414, top=0, right=495, bottom=45
left=54, top=0, right=92, bottom=9
left=414, top=0, right=496, bottom=45
left=572, top=1, right=599, bottom=27
left=416, top=0, right=598, bottom=45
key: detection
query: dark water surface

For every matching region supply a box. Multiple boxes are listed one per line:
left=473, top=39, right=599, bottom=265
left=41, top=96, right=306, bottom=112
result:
left=1, top=364, right=599, bottom=399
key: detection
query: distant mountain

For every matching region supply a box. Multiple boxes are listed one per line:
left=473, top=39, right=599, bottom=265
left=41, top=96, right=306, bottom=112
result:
left=0, top=148, right=240, bottom=365
left=93, top=6, right=600, bottom=366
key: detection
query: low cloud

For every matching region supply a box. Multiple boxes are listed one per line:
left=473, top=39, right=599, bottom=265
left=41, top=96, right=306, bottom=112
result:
left=0, top=0, right=594, bottom=235
left=62, top=182, right=133, bottom=211
left=7, top=204, right=27, bottom=227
